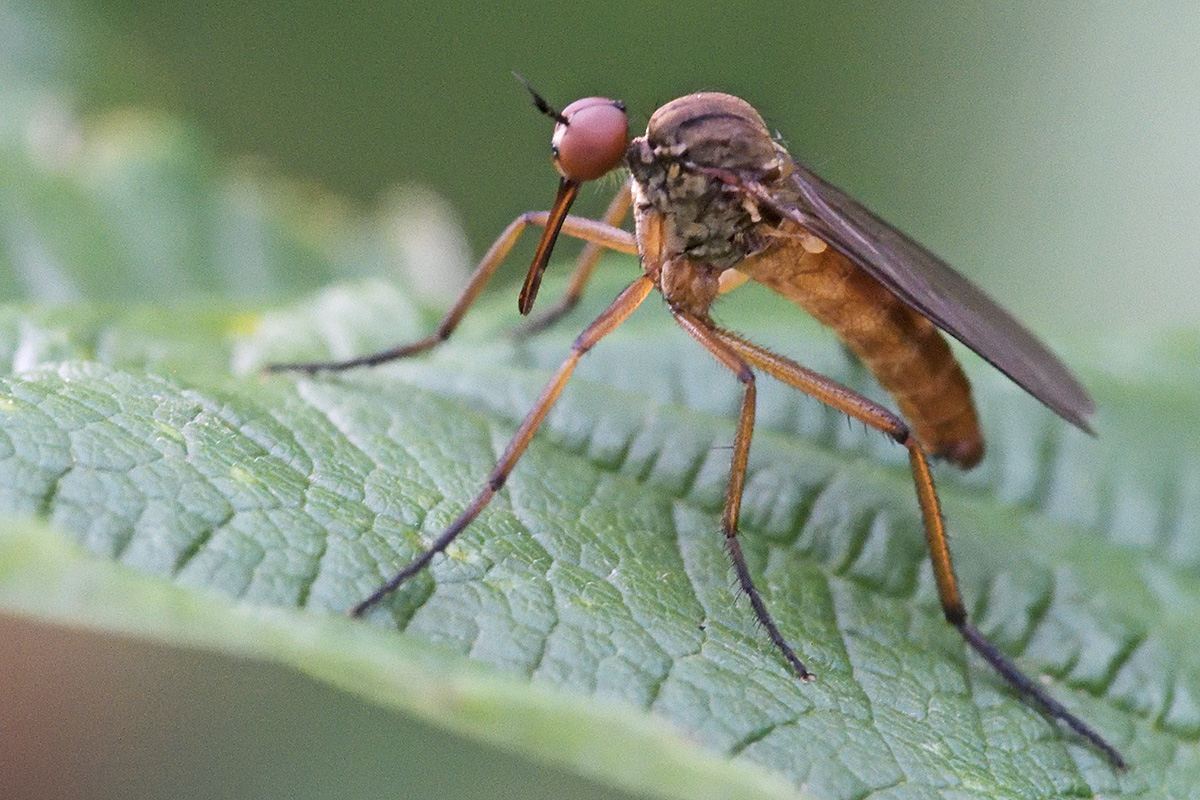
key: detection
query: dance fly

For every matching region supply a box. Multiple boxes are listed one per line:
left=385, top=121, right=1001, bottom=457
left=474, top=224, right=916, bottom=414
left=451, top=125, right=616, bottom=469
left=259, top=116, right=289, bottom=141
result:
left=268, top=83, right=1124, bottom=769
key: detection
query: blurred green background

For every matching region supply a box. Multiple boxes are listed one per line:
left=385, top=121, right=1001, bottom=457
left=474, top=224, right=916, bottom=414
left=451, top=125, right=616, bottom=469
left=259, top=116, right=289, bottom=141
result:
left=4, top=1, right=1198, bottom=798
left=82, top=0, right=1200, bottom=334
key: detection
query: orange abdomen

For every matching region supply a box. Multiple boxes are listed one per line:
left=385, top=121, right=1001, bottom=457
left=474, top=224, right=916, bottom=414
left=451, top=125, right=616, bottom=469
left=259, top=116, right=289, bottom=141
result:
left=738, top=237, right=985, bottom=468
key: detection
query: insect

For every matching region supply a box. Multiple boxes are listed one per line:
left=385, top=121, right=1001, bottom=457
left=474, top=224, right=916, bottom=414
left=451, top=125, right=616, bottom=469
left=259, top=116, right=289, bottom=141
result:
left=268, top=84, right=1125, bottom=769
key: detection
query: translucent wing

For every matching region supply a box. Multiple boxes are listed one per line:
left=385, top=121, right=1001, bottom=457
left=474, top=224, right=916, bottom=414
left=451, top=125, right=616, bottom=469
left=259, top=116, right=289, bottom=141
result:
left=780, top=161, right=1095, bottom=432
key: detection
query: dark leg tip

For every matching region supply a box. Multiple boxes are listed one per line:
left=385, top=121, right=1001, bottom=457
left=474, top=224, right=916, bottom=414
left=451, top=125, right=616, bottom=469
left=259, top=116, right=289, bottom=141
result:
left=263, top=361, right=321, bottom=377
left=347, top=598, right=373, bottom=619
left=956, top=622, right=1127, bottom=770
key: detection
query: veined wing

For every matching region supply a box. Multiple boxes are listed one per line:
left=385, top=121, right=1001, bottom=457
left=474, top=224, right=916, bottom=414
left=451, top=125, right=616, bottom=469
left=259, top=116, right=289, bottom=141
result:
left=780, top=161, right=1094, bottom=432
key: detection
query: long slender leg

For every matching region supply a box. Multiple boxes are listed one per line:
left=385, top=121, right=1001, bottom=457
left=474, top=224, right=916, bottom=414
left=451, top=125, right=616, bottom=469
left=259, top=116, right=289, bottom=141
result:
left=266, top=212, right=637, bottom=374
left=714, top=328, right=1126, bottom=769
left=351, top=276, right=655, bottom=617
left=673, top=310, right=813, bottom=682
left=515, top=181, right=634, bottom=337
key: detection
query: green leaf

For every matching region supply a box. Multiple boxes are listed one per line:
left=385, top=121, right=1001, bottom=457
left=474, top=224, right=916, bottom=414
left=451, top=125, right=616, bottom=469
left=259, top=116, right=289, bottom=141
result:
left=2, top=2, right=1198, bottom=796
left=0, top=273, right=1196, bottom=798
left=0, top=516, right=798, bottom=800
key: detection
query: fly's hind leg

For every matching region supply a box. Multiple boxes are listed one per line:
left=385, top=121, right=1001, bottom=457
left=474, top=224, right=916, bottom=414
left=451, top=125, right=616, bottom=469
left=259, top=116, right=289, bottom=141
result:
left=713, top=328, right=1126, bottom=769
left=265, top=210, right=637, bottom=374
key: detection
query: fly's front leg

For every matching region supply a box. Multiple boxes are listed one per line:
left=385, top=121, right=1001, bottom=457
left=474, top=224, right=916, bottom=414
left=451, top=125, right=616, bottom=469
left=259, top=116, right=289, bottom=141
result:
left=673, top=311, right=813, bottom=682
left=351, top=276, right=655, bottom=618
left=265, top=211, right=637, bottom=375
left=515, top=180, right=633, bottom=337
left=714, top=328, right=1126, bottom=769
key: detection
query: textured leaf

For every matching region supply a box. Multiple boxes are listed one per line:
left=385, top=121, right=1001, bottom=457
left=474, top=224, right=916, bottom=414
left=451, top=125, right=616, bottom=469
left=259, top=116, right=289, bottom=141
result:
left=0, top=273, right=1196, bottom=799
left=1, top=1, right=1198, bottom=796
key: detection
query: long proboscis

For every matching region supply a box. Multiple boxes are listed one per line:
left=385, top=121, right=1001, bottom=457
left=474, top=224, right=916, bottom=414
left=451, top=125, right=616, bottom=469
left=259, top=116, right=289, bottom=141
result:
left=519, top=177, right=580, bottom=315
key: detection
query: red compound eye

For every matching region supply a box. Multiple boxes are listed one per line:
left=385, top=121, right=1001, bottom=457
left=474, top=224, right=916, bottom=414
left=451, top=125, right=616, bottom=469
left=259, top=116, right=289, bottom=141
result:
left=552, top=97, right=628, bottom=182
left=514, top=85, right=629, bottom=317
